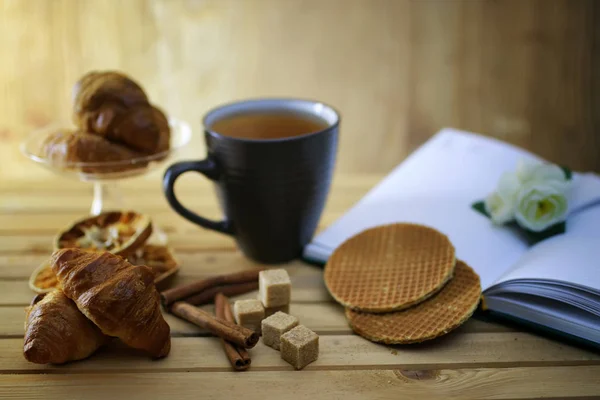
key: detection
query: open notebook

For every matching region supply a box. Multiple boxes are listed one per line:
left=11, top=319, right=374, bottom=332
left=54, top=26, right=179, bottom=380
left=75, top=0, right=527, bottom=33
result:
left=303, top=128, right=600, bottom=347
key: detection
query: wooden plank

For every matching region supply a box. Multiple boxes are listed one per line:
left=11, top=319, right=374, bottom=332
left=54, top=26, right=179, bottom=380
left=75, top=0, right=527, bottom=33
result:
left=0, top=183, right=369, bottom=214
left=163, top=302, right=347, bottom=337
left=0, top=252, right=324, bottom=279
left=0, top=257, right=330, bottom=305
left=0, top=211, right=346, bottom=235
left=1, top=366, right=600, bottom=399
left=0, top=212, right=229, bottom=233
left=0, top=226, right=337, bottom=255
left=0, top=174, right=380, bottom=193
left=0, top=277, right=331, bottom=306
left=0, top=304, right=512, bottom=338
left=2, top=332, right=599, bottom=374
left=0, top=232, right=237, bottom=254
left=0, top=253, right=514, bottom=337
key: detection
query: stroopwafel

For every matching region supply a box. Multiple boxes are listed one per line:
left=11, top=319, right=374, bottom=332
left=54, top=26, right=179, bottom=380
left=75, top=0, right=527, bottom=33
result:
left=324, top=223, right=456, bottom=312
left=345, top=260, right=481, bottom=344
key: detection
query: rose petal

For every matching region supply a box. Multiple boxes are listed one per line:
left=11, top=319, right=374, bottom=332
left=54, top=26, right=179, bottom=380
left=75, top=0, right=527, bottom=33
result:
left=515, top=181, right=568, bottom=232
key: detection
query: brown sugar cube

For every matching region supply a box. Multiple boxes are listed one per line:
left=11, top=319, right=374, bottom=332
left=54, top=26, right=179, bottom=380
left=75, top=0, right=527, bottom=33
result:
left=233, top=299, right=265, bottom=333
left=264, top=304, right=290, bottom=318
left=280, top=325, right=319, bottom=370
left=259, top=269, right=291, bottom=308
left=261, top=311, right=299, bottom=350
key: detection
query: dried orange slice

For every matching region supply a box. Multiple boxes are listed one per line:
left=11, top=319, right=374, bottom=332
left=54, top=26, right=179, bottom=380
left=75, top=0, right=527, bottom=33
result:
left=29, top=260, right=62, bottom=294
left=127, top=244, right=180, bottom=284
left=54, top=211, right=152, bottom=257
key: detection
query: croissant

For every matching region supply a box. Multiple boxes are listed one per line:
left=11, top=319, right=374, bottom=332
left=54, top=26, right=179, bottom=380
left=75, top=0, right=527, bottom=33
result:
left=108, top=105, right=171, bottom=155
left=24, top=291, right=107, bottom=364
left=73, top=71, right=171, bottom=156
left=50, top=248, right=171, bottom=358
left=72, top=71, right=149, bottom=117
left=77, top=101, right=129, bottom=137
left=42, top=130, right=143, bottom=173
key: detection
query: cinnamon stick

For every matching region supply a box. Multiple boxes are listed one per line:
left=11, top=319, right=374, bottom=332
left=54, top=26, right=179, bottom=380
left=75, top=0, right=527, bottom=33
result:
left=170, top=301, right=259, bottom=348
left=215, top=292, right=250, bottom=371
left=161, top=269, right=263, bottom=306
left=219, top=293, right=237, bottom=325
left=184, top=281, right=259, bottom=306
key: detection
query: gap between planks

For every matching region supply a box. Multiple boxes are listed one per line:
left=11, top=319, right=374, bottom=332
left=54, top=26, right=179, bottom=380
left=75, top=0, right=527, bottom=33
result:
left=0, top=367, right=599, bottom=399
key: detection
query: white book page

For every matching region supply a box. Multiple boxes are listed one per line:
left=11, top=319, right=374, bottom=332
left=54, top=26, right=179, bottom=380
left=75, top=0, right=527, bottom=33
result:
left=569, top=173, right=600, bottom=212
left=306, top=128, right=540, bottom=290
left=341, top=128, right=542, bottom=208
left=491, top=205, right=600, bottom=290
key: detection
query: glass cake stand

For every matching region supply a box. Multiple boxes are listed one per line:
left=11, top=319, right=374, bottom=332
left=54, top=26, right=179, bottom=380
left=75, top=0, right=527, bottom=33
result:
left=20, top=119, right=192, bottom=244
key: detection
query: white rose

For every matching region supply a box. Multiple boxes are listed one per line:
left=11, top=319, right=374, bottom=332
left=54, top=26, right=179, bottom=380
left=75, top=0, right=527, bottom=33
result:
left=514, top=180, right=568, bottom=232
left=516, top=160, right=569, bottom=186
left=484, top=172, right=520, bottom=224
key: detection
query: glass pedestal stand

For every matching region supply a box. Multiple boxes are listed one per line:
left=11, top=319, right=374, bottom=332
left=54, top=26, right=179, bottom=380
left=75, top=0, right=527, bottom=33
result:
left=20, top=118, right=192, bottom=247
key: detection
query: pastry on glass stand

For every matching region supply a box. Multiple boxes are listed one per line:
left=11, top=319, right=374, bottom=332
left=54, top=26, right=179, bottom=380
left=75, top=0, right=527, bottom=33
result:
left=51, top=70, right=172, bottom=166
left=73, top=71, right=171, bottom=156
left=21, top=70, right=191, bottom=215
left=72, top=71, right=149, bottom=117
left=41, top=129, right=145, bottom=174
left=78, top=103, right=171, bottom=157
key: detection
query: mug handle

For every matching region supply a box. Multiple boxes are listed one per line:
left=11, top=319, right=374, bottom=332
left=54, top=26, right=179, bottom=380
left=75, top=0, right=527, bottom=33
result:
left=163, top=159, right=234, bottom=235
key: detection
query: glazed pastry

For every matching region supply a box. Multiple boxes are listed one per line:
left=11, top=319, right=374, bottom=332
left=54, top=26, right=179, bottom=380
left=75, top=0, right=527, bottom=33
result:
left=72, top=71, right=148, bottom=117
left=23, top=291, right=107, bottom=364
left=106, top=105, right=171, bottom=155
left=72, top=70, right=170, bottom=156
left=77, top=101, right=129, bottom=137
left=42, top=70, right=171, bottom=172
left=51, top=248, right=171, bottom=358
left=42, top=130, right=142, bottom=172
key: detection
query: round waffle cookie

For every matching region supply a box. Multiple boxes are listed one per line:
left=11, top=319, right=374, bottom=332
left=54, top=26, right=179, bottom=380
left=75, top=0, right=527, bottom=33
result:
left=345, top=260, right=481, bottom=344
left=324, top=223, right=456, bottom=312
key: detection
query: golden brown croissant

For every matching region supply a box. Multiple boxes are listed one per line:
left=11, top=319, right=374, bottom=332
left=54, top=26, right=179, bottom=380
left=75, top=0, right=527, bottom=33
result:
left=73, top=71, right=171, bottom=156
left=73, top=71, right=148, bottom=117
left=24, top=291, right=107, bottom=364
left=78, top=101, right=129, bottom=137
left=50, top=248, right=171, bottom=358
left=42, top=130, right=143, bottom=172
left=108, top=105, right=171, bottom=155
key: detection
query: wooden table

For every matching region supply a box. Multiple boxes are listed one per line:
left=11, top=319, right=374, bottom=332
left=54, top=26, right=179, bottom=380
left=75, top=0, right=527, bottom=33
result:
left=1, top=175, right=599, bottom=399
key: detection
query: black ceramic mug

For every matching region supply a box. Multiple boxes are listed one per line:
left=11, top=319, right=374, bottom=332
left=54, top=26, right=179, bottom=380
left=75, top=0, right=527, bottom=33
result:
left=163, top=98, right=339, bottom=263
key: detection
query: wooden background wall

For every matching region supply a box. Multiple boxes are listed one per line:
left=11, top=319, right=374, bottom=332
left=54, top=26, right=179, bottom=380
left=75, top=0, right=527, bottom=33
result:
left=0, top=0, right=598, bottom=182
